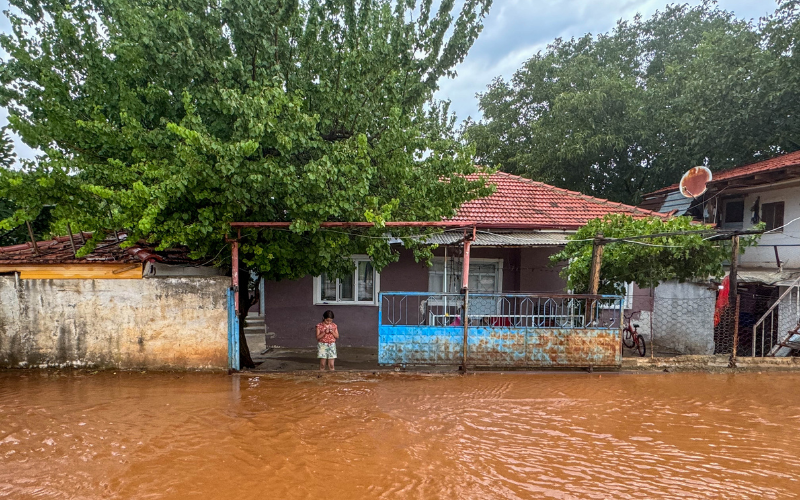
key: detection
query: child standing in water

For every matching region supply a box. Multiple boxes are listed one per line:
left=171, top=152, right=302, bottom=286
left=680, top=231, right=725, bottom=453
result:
left=316, top=310, right=339, bottom=371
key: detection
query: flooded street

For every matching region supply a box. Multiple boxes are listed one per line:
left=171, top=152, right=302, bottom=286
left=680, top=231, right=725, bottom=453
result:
left=2, top=371, right=800, bottom=499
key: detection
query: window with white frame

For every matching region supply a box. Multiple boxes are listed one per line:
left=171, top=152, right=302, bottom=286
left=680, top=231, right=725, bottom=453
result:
left=314, top=256, right=379, bottom=305
left=427, top=258, right=503, bottom=293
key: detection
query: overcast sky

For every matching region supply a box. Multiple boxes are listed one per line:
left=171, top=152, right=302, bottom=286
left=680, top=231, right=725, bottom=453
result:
left=436, top=0, right=779, bottom=123
left=0, top=0, right=780, bottom=161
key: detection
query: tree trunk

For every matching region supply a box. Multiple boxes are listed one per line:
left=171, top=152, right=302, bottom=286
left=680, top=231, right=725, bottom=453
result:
left=237, top=265, right=256, bottom=369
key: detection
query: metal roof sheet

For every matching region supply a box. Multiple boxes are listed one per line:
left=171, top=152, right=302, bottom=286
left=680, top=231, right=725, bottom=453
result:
left=737, top=268, right=800, bottom=286
left=413, top=231, right=571, bottom=246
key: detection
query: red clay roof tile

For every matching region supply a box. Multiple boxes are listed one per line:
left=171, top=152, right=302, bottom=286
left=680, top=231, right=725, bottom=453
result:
left=0, top=233, right=197, bottom=266
left=450, top=172, right=668, bottom=229
left=645, top=150, right=800, bottom=197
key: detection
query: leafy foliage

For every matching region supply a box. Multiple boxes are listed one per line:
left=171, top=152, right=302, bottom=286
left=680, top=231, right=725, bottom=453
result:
left=0, top=126, right=54, bottom=245
left=0, top=0, right=493, bottom=279
left=550, top=215, right=762, bottom=295
left=464, top=2, right=800, bottom=204
left=0, top=127, right=14, bottom=170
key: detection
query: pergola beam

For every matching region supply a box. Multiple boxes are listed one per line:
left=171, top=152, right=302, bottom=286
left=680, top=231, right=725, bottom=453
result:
left=229, top=221, right=478, bottom=228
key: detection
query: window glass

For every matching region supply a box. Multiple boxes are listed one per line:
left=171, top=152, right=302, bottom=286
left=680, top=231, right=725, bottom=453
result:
left=428, top=259, right=499, bottom=293
left=357, top=261, right=374, bottom=301
left=468, top=263, right=498, bottom=292
left=762, top=202, right=785, bottom=232
left=724, top=200, right=744, bottom=223
left=315, top=258, right=377, bottom=304
left=447, top=269, right=462, bottom=293
left=428, top=261, right=444, bottom=292
left=321, top=273, right=337, bottom=301
left=339, top=270, right=354, bottom=301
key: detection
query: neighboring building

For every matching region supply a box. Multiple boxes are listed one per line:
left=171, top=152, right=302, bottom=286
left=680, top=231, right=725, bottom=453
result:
left=262, top=172, right=668, bottom=348
left=640, top=151, right=800, bottom=356
left=0, top=233, right=229, bottom=370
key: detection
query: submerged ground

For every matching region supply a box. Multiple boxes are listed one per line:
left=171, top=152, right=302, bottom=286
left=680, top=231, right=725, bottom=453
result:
left=1, top=370, right=799, bottom=499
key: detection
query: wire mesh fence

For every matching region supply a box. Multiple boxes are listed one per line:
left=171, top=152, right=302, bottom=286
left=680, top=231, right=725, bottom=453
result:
left=623, top=283, right=800, bottom=358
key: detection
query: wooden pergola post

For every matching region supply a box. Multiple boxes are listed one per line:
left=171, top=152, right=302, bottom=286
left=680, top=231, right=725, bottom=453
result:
left=586, top=233, right=605, bottom=324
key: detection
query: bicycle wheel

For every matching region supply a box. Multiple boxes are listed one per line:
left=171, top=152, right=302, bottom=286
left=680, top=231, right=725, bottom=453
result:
left=622, top=328, right=635, bottom=348
left=636, top=335, right=647, bottom=357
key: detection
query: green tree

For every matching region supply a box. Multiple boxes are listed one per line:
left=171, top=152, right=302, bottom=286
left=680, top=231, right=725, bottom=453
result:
left=464, top=2, right=796, bottom=205
left=551, top=214, right=761, bottom=295
left=0, top=0, right=493, bottom=279
left=0, top=126, right=53, bottom=245
left=0, top=0, right=494, bottom=367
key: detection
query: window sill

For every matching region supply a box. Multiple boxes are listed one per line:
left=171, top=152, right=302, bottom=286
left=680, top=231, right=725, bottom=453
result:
left=314, top=301, right=378, bottom=307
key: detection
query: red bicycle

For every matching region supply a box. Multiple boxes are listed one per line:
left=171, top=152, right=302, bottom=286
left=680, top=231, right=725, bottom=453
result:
left=622, top=312, right=646, bottom=357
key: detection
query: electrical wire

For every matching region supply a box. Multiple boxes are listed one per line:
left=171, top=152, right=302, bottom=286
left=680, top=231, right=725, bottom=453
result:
left=764, top=215, right=800, bottom=235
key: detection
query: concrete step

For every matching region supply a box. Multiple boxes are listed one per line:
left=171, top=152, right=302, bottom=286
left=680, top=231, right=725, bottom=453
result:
left=245, top=331, right=276, bottom=339
left=244, top=316, right=266, bottom=328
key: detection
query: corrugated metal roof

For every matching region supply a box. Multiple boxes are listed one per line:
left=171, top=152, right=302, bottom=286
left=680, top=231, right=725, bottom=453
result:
left=738, top=268, right=800, bottom=286
left=660, top=191, right=693, bottom=214
left=413, top=232, right=571, bottom=246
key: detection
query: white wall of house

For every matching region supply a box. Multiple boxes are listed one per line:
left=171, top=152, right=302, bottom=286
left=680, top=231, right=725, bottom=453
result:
left=719, top=182, right=800, bottom=269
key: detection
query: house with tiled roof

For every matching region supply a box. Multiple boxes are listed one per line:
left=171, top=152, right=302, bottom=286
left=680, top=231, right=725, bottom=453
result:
left=639, top=151, right=800, bottom=357
left=261, top=172, right=669, bottom=348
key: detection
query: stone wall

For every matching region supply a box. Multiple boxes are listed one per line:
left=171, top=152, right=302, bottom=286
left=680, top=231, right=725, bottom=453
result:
left=0, top=276, right=228, bottom=370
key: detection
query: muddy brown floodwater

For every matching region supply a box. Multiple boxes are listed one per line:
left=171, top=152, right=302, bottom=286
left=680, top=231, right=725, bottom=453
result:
left=2, top=371, right=800, bottom=499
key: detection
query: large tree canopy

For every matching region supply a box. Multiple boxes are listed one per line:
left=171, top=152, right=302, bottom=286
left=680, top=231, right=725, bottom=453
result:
left=464, top=1, right=800, bottom=205
left=0, top=0, right=493, bottom=279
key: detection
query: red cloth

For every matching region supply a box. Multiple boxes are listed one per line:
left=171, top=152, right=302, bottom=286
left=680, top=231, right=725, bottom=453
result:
left=714, top=276, right=730, bottom=327
left=490, top=317, right=513, bottom=327
left=317, top=322, right=337, bottom=344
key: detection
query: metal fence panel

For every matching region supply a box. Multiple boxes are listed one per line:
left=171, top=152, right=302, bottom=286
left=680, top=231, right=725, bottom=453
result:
left=378, top=292, right=623, bottom=368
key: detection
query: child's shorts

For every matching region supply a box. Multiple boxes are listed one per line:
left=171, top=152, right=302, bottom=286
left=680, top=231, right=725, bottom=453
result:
left=317, top=342, right=337, bottom=359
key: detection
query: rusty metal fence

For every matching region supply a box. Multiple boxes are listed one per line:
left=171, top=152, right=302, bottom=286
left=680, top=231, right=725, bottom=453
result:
left=378, top=292, right=624, bottom=368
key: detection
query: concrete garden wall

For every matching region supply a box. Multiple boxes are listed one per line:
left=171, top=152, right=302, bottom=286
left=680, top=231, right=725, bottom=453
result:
left=0, top=276, right=228, bottom=370
left=651, top=281, right=716, bottom=355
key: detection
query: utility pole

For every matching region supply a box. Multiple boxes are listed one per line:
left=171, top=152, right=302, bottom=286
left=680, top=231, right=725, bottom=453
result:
left=588, top=233, right=605, bottom=295
left=586, top=233, right=605, bottom=325
left=729, top=234, right=740, bottom=307
left=728, top=234, right=740, bottom=367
